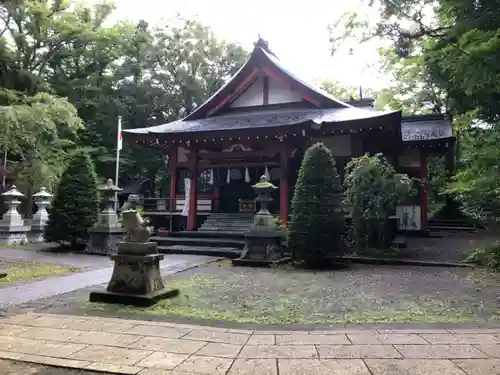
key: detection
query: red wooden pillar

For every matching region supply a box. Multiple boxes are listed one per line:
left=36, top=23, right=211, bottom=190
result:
left=187, top=149, right=198, bottom=231
left=168, top=148, right=177, bottom=202
left=280, top=146, right=288, bottom=225
left=420, top=150, right=428, bottom=230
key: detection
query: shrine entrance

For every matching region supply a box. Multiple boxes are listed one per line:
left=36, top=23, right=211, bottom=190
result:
left=219, top=171, right=254, bottom=213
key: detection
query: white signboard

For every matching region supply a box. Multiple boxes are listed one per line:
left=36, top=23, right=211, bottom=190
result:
left=396, top=205, right=421, bottom=231
left=401, top=120, right=452, bottom=141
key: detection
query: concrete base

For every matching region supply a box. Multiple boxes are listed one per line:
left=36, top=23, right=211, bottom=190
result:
left=27, top=230, right=44, bottom=243
left=86, top=227, right=125, bottom=255
left=0, top=229, right=29, bottom=246
left=89, top=288, right=179, bottom=307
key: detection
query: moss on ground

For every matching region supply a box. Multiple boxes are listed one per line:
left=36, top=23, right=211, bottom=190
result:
left=86, top=271, right=486, bottom=325
left=0, top=261, right=78, bottom=284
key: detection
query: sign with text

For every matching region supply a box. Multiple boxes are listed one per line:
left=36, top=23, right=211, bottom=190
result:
left=402, top=121, right=452, bottom=142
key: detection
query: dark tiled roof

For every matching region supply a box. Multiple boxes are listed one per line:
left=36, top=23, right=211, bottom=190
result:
left=124, top=107, right=399, bottom=135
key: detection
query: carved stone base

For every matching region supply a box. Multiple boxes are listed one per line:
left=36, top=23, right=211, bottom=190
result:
left=27, top=230, right=44, bottom=243
left=232, top=232, right=290, bottom=268
left=86, top=227, right=125, bottom=255
left=89, top=252, right=179, bottom=306
left=0, top=229, right=29, bottom=246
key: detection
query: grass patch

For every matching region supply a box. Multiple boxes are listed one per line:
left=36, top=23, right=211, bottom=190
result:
left=86, top=273, right=484, bottom=324
left=0, top=243, right=32, bottom=250
left=0, top=261, right=78, bottom=284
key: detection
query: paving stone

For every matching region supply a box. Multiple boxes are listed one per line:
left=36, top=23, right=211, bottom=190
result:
left=69, top=331, right=142, bottom=347
left=67, top=319, right=139, bottom=333
left=196, top=343, right=243, bottom=358
left=85, top=362, right=144, bottom=374
left=226, top=329, right=254, bottom=334
left=276, top=334, right=350, bottom=345
left=227, top=359, right=277, bottom=375
left=365, top=359, right=467, bottom=374
left=0, top=323, right=29, bottom=336
left=348, top=333, right=428, bottom=345
left=135, top=351, right=189, bottom=369
left=395, top=345, right=488, bottom=359
left=246, top=334, right=275, bottom=345
left=421, top=334, right=500, bottom=345
left=278, top=359, right=371, bottom=375
left=0, top=314, right=39, bottom=324
left=183, top=330, right=250, bottom=345
left=18, top=315, right=85, bottom=328
left=129, top=337, right=206, bottom=354
left=18, top=326, right=83, bottom=342
left=377, top=329, right=451, bottom=334
left=0, top=336, right=24, bottom=351
left=128, top=325, right=191, bottom=338
left=68, top=344, right=152, bottom=365
left=453, top=359, right=500, bottom=375
left=317, top=345, right=402, bottom=359
left=239, top=345, right=318, bottom=359
left=174, top=355, right=233, bottom=374
left=18, top=354, right=91, bottom=369
left=473, top=344, right=500, bottom=358
left=0, top=350, right=25, bottom=360
left=16, top=339, right=86, bottom=357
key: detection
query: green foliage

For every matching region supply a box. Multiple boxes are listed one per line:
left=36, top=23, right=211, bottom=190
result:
left=446, top=125, right=500, bottom=223
left=288, top=143, right=345, bottom=266
left=466, top=242, right=500, bottom=270
left=344, top=153, right=413, bottom=248
left=45, top=150, right=99, bottom=246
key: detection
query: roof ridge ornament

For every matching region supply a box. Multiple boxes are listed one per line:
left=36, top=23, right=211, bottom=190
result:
left=254, top=36, right=277, bottom=57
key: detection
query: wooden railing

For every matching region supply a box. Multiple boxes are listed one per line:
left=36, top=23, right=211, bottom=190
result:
left=140, top=197, right=212, bottom=215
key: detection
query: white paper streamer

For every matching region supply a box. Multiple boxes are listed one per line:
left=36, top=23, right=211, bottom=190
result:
left=264, top=166, right=270, bottom=180
left=209, top=168, right=214, bottom=185
left=245, top=167, right=250, bottom=183
left=226, top=167, right=231, bottom=184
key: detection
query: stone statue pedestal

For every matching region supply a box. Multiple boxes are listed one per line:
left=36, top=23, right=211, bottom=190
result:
left=28, top=187, right=52, bottom=243
left=232, top=176, right=290, bottom=268
left=89, top=241, right=179, bottom=306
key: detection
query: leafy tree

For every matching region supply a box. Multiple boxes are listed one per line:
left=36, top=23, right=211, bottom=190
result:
left=288, top=143, right=345, bottom=267
left=45, top=150, right=99, bottom=247
left=344, top=154, right=413, bottom=249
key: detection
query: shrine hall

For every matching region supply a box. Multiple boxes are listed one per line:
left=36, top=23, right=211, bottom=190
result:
left=124, top=38, right=455, bottom=238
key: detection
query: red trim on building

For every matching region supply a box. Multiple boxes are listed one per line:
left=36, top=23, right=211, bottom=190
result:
left=207, top=68, right=260, bottom=116
left=263, top=76, right=269, bottom=105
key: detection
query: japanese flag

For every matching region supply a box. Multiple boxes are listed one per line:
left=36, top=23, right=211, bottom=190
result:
left=117, top=116, right=123, bottom=151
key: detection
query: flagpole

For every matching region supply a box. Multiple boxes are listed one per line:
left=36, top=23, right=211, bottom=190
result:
left=115, top=116, right=122, bottom=209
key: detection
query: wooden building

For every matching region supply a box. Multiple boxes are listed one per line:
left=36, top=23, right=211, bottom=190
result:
left=124, top=38, right=454, bottom=235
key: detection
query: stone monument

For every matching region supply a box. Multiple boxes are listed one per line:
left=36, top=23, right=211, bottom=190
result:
left=232, top=175, right=290, bottom=267
left=89, top=194, right=178, bottom=306
left=0, top=185, right=29, bottom=245
left=86, top=179, right=125, bottom=255
left=28, top=187, right=53, bottom=243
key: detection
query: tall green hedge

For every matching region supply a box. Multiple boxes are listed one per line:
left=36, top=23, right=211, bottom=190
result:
left=288, top=142, right=345, bottom=266
left=45, top=150, right=99, bottom=247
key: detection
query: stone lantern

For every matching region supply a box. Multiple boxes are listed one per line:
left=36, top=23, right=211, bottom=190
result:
left=28, top=187, right=53, bottom=243
left=0, top=185, right=29, bottom=245
left=86, top=178, right=125, bottom=255
left=232, top=175, right=290, bottom=267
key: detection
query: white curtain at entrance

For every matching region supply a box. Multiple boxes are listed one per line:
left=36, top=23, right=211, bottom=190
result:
left=264, top=166, right=270, bottom=180
left=181, top=177, right=190, bottom=217
left=209, top=168, right=214, bottom=185
left=226, top=167, right=231, bottom=184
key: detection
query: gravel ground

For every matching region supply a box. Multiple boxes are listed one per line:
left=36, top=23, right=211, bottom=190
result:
left=0, top=359, right=108, bottom=375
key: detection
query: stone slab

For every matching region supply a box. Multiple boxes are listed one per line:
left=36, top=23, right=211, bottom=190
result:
left=89, top=287, right=179, bottom=307
left=232, top=257, right=291, bottom=267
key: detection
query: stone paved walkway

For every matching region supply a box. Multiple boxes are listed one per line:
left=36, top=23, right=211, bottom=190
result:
left=0, top=254, right=219, bottom=308
left=0, top=313, right=499, bottom=374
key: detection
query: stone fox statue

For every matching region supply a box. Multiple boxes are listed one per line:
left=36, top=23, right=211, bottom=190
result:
left=121, top=194, right=151, bottom=243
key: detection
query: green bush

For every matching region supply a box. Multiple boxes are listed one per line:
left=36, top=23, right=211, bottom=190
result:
left=466, top=242, right=500, bottom=270
left=288, top=142, right=345, bottom=267
left=344, top=153, right=413, bottom=249
left=44, top=150, right=99, bottom=247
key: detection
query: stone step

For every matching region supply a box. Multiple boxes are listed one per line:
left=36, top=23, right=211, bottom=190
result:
left=199, top=225, right=250, bottom=231
left=428, top=226, right=477, bottom=232
left=170, top=231, right=246, bottom=239
left=158, top=245, right=241, bottom=258
left=151, top=236, right=246, bottom=248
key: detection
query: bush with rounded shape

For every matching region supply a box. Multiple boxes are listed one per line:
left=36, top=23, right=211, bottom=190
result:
left=44, top=150, right=99, bottom=247
left=288, top=142, right=345, bottom=267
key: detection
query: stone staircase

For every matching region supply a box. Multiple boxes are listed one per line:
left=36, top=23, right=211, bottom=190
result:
left=152, top=213, right=254, bottom=258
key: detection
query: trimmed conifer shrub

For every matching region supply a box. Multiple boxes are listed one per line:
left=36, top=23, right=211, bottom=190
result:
left=288, top=142, right=345, bottom=267
left=45, top=150, right=99, bottom=247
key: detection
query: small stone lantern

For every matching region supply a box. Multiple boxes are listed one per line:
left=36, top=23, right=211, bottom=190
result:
left=232, top=175, right=290, bottom=267
left=0, top=185, right=29, bottom=245
left=28, top=187, right=53, bottom=243
left=86, top=178, right=125, bottom=255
